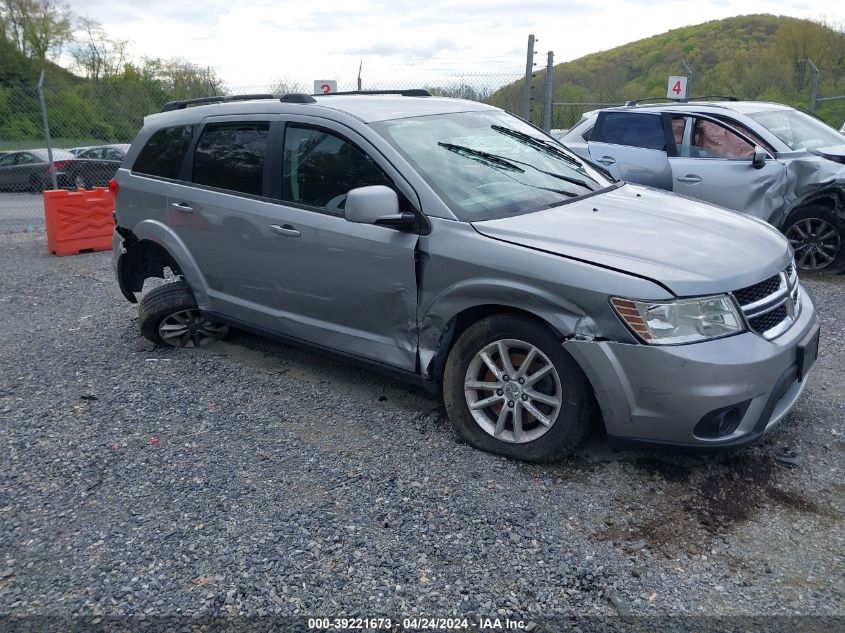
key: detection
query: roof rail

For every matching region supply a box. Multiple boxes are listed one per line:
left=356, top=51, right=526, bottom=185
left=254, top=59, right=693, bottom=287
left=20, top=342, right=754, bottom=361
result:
left=625, top=95, right=739, bottom=107
left=161, top=94, right=275, bottom=112
left=312, top=89, right=432, bottom=97
left=279, top=93, right=317, bottom=103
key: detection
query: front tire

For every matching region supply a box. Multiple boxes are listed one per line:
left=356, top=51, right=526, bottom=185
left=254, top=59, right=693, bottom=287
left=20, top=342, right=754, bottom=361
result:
left=138, top=281, right=229, bottom=348
left=783, top=206, right=845, bottom=274
left=442, top=314, right=593, bottom=462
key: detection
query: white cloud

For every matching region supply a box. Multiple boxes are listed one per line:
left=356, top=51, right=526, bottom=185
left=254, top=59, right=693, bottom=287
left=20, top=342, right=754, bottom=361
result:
left=63, top=0, right=841, bottom=90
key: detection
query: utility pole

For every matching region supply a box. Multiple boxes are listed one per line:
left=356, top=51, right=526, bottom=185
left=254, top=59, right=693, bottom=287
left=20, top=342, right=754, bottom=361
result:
left=523, top=34, right=536, bottom=121
left=37, top=70, right=58, bottom=191
left=803, top=58, right=819, bottom=113
left=542, top=51, right=554, bottom=132
left=682, top=59, right=693, bottom=99
left=357, top=60, right=362, bottom=91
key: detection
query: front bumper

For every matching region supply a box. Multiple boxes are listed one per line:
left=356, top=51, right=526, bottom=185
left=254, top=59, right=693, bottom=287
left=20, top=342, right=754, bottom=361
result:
left=565, top=285, right=819, bottom=450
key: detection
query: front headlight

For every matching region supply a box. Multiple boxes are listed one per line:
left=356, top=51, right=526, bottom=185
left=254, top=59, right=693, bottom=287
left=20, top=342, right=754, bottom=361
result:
left=611, top=295, right=745, bottom=345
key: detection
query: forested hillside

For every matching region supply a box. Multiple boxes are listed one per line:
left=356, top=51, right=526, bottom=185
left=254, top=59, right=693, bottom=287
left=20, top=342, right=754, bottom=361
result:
left=491, top=14, right=845, bottom=127
left=0, top=0, right=222, bottom=149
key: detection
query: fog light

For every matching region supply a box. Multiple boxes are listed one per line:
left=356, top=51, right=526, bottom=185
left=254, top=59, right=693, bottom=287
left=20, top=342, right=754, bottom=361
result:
left=694, top=400, right=751, bottom=439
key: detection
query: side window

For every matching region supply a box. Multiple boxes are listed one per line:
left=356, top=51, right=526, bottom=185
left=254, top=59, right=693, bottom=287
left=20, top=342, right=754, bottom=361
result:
left=581, top=126, right=593, bottom=142
left=0, top=154, right=14, bottom=167
left=592, top=112, right=667, bottom=151
left=17, top=153, right=36, bottom=165
left=690, top=119, right=754, bottom=159
left=282, top=125, right=393, bottom=213
left=132, top=125, right=195, bottom=179
left=104, top=148, right=120, bottom=160
left=192, top=122, right=269, bottom=196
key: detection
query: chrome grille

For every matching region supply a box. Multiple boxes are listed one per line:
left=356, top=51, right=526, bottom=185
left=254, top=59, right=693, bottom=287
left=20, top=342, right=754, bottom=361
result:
left=732, top=265, right=800, bottom=340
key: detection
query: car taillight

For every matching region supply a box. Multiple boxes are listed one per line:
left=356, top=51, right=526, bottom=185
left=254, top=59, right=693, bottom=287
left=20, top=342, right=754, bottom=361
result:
left=52, top=160, right=69, bottom=170
left=109, top=179, right=119, bottom=197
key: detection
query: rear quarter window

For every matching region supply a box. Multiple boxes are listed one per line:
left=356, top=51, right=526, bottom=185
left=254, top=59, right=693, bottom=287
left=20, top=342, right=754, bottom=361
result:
left=132, top=125, right=195, bottom=179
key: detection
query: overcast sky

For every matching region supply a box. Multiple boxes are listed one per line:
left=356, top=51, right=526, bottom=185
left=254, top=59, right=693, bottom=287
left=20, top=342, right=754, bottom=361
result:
left=65, top=0, right=842, bottom=90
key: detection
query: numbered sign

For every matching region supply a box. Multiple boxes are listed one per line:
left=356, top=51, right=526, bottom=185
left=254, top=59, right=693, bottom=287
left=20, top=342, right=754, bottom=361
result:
left=313, top=80, right=338, bottom=95
left=667, top=76, right=688, bottom=100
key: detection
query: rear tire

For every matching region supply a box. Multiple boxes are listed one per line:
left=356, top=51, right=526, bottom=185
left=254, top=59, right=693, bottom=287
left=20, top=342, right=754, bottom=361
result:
left=29, top=174, right=44, bottom=194
left=138, top=281, right=229, bottom=348
left=783, top=206, right=845, bottom=274
left=442, top=314, right=593, bottom=462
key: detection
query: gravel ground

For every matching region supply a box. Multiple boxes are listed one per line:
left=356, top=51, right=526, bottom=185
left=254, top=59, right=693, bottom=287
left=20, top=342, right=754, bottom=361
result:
left=0, top=193, right=43, bottom=232
left=0, top=229, right=843, bottom=630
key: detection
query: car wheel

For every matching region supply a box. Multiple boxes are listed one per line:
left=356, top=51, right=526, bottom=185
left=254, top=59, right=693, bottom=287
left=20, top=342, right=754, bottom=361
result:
left=74, top=174, right=88, bottom=190
left=784, top=206, right=845, bottom=274
left=29, top=174, right=44, bottom=194
left=138, top=281, right=229, bottom=348
left=442, top=314, right=593, bottom=462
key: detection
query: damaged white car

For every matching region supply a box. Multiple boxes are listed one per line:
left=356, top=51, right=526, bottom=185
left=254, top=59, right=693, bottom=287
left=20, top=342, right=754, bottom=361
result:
left=561, top=101, right=845, bottom=273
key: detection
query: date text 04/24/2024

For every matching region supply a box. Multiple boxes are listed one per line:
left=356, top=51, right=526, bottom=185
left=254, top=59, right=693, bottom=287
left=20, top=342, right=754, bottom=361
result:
left=307, top=617, right=529, bottom=630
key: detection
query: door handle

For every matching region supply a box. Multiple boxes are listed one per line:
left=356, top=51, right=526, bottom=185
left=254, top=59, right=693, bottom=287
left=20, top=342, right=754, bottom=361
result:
left=595, top=156, right=616, bottom=165
left=270, top=224, right=301, bottom=237
left=170, top=202, right=193, bottom=213
left=676, top=174, right=702, bottom=184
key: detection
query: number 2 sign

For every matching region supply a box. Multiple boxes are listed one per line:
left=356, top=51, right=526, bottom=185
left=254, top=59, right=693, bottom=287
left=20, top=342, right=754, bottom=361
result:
left=667, top=76, right=688, bottom=100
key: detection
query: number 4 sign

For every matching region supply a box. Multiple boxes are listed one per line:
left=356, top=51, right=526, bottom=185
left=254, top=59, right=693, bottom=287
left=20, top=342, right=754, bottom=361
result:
left=667, top=76, right=688, bottom=100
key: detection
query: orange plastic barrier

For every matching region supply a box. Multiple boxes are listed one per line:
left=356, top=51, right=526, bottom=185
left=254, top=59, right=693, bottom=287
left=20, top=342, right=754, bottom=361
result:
left=43, top=188, right=115, bottom=256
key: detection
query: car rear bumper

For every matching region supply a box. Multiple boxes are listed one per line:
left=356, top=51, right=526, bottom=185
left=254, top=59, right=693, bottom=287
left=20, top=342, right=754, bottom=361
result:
left=565, top=285, right=819, bottom=450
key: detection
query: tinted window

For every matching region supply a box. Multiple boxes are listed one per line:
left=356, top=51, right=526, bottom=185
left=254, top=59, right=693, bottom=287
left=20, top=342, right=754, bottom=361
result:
left=193, top=123, right=269, bottom=196
left=593, top=112, right=666, bottom=151
left=133, top=125, right=195, bottom=179
left=0, top=155, right=14, bottom=167
left=283, top=125, right=392, bottom=213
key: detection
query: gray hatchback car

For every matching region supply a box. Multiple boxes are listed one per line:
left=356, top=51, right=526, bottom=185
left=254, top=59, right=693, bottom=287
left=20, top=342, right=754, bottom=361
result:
left=112, top=91, right=820, bottom=461
left=561, top=101, right=845, bottom=273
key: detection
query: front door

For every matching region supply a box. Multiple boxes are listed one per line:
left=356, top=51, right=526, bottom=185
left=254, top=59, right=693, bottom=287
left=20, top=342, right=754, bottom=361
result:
left=172, top=115, right=420, bottom=371
left=669, top=116, right=787, bottom=214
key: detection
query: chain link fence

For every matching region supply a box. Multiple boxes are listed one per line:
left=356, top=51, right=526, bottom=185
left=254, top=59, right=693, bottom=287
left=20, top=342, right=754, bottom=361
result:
left=1, top=62, right=844, bottom=229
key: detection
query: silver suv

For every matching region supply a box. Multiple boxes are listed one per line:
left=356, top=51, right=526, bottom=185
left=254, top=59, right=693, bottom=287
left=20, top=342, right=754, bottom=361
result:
left=112, top=91, right=820, bottom=461
left=561, top=101, right=845, bottom=273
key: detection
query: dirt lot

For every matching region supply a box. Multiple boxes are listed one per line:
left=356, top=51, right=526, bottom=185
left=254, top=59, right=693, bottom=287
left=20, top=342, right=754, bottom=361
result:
left=0, top=224, right=843, bottom=631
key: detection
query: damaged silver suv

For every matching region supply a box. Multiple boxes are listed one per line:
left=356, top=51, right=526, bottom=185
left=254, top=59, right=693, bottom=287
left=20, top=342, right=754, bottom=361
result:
left=112, top=91, right=820, bottom=461
left=561, top=101, right=845, bottom=273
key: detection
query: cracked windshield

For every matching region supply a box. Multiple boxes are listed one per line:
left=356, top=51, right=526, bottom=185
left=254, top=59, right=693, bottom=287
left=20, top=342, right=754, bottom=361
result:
left=373, top=110, right=611, bottom=220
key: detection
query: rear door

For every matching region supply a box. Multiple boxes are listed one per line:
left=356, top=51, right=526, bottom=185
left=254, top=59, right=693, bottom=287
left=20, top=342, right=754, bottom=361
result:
left=669, top=115, right=787, bottom=213
left=0, top=153, right=16, bottom=189
left=587, top=110, right=674, bottom=190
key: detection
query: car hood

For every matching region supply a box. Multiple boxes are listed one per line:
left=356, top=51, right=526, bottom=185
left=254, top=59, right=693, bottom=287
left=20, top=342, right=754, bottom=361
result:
left=471, top=184, right=791, bottom=297
left=812, top=144, right=845, bottom=165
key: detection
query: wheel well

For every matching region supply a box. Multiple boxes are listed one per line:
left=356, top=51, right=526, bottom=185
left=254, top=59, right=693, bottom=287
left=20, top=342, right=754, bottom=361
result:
left=117, top=238, right=182, bottom=303
left=788, top=192, right=844, bottom=224
left=428, top=304, right=563, bottom=385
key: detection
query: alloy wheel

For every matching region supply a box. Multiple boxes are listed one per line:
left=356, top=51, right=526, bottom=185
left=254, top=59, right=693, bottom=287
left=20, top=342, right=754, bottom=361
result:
left=464, top=338, right=562, bottom=444
left=157, top=309, right=229, bottom=348
left=786, top=217, right=841, bottom=271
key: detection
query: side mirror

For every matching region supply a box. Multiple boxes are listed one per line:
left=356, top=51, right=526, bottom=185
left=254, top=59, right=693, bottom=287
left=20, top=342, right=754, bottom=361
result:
left=751, top=146, right=767, bottom=169
left=344, top=185, right=414, bottom=229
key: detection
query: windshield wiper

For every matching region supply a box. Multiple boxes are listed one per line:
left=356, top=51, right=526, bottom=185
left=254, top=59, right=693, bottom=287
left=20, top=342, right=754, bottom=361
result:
left=437, top=142, right=524, bottom=172
left=491, top=125, right=584, bottom=167
left=438, top=142, right=576, bottom=198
